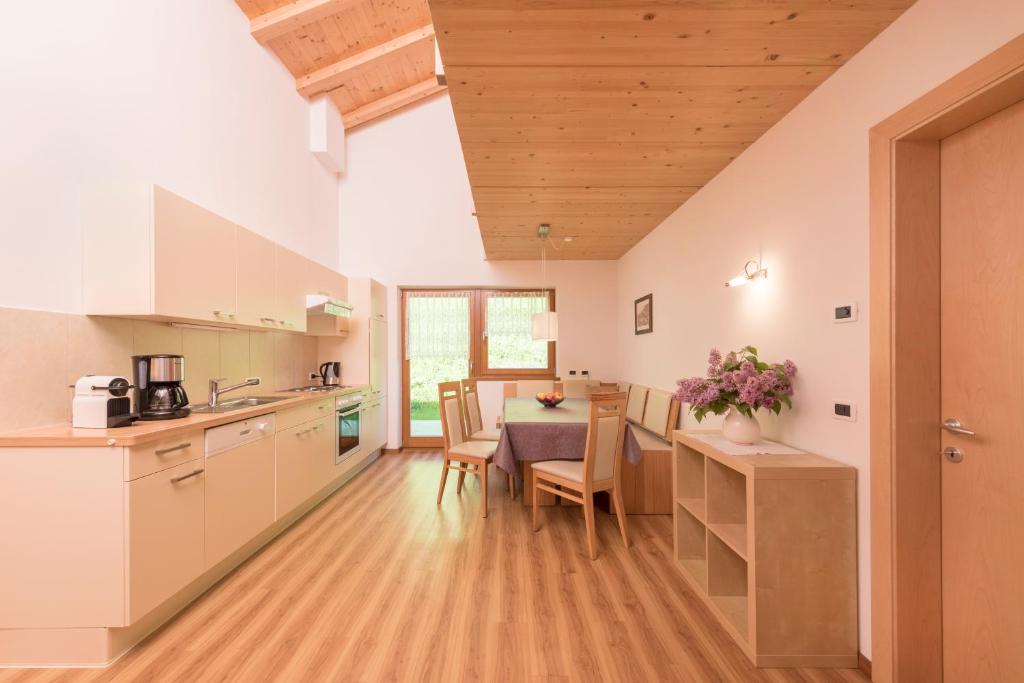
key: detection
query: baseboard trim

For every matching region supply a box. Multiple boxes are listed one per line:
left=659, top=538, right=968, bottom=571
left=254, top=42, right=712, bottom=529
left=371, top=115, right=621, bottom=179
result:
left=382, top=447, right=402, bottom=454
left=858, top=652, right=871, bottom=677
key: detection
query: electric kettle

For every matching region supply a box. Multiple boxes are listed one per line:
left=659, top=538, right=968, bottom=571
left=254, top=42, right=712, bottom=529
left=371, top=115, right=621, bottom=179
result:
left=319, top=361, right=341, bottom=386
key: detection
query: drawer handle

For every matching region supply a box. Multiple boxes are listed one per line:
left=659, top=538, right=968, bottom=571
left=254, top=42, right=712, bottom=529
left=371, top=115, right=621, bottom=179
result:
left=155, top=442, right=191, bottom=456
left=259, top=317, right=276, bottom=323
left=239, top=429, right=252, bottom=436
left=170, top=468, right=204, bottom=484
left=296, top=428, right=310, bottom=436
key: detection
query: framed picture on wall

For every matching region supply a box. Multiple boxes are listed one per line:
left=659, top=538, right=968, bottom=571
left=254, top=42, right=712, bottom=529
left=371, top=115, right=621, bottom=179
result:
left=634, top=294, right=653, bottom=335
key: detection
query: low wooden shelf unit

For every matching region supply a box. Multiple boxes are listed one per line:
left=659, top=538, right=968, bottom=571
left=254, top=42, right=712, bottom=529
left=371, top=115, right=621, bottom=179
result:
left=672, top=430, right=858, bottom=668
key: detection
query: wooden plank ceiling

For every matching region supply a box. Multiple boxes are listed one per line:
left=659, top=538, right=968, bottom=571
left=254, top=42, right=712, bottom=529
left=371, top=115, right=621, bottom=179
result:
left=430, top=0, right=915, bottom=260
left=235, top=0, right=447, bottom=130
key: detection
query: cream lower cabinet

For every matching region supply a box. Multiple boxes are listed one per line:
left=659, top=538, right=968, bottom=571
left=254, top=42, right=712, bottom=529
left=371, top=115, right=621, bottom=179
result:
left=204, top=435, right=276, bottom=568
left=127, top=458, right=206, bottom=623
left=276, top=414, right=334, bottom=517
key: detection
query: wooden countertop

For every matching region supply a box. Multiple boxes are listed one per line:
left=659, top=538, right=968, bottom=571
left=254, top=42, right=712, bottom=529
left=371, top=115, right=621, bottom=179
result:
left=0, top=386, right=370, bottom=448
left=673, top=430, right=856, bottom=480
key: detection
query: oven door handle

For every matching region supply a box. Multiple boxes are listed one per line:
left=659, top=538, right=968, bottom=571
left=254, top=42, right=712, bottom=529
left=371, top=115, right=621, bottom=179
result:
left=338, top=406, right=361, bottom=418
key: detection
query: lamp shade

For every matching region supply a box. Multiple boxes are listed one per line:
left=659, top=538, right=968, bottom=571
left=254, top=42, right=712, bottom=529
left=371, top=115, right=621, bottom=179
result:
left=532, top=311, right=558, bottom=341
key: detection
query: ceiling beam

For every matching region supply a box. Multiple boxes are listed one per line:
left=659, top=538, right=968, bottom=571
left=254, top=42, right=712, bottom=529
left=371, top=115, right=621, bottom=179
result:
left=250, top=0, right=362, bottom=44
left=344, top=78, right=447, bottom=130
left=297, top=25, right=435, bottom=98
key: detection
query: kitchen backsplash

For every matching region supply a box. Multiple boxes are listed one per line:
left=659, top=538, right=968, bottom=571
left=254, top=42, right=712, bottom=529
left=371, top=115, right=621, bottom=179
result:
left=0, top=306, right=319, bottom=433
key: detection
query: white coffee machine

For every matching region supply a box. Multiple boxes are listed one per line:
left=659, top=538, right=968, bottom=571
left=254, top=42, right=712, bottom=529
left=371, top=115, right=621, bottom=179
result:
left=72, top=375, right=134, bottom=428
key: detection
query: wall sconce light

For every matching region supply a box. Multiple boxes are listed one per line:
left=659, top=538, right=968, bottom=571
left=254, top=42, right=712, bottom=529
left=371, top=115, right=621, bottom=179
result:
left=725, top=259, right=767, bottom=288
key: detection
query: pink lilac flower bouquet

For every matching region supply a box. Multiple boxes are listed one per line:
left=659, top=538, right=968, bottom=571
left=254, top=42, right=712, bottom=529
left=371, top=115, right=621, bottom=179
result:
left=674, top=346, right=797, bottom=422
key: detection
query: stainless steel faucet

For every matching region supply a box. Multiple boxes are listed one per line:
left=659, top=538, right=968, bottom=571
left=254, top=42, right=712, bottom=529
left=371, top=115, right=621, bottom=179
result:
left=208, top=377, right=261, bottom=407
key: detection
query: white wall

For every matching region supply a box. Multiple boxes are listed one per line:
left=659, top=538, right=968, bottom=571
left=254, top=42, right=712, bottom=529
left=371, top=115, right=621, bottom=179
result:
left=615, top=0, right=1024, bottom=657
left=0, top=0, right=339, bottom=314
left=338, top=95, right=619, bottom=446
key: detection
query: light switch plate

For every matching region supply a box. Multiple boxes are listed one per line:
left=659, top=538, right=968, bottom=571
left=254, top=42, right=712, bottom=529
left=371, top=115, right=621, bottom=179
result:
left=832, top=401, right=857, bottom=422
left=833, top=302, right=858, bottom=323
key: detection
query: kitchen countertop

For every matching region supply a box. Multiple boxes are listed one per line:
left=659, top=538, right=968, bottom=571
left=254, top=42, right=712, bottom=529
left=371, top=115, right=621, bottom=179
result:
left=0, top=385, right=370, bottom=448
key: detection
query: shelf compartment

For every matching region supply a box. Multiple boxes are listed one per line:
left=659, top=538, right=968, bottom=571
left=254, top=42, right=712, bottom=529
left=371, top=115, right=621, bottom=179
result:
left=707, top=532, right=749, bottom=641
left=706, top=457, right=747, bottom=539
left=674, top=443, right=705, bottom=503
left=674, top=503, right=708, bottom=591
left=708, top=522, right=748, bottom=561
left=676, top=497, right=706, bottom=523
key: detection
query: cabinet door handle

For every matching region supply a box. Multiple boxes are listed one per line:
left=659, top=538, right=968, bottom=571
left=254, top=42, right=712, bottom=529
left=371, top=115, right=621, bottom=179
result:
left=170, top=468, right=204, bottom=484
left=155, top=442, right=191, bottom=456
left=260, top=317, right=276, bottom=324
left=213, top=310, right=236, bottom=318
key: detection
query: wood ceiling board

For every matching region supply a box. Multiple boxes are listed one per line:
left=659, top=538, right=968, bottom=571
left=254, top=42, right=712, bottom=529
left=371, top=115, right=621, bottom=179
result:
left=431, top=4, right=913, bottom=67
left=463, top=141, right=749, bottom=187
left=481, top=216, right=656, bottom=234
left=344, top=79, right=448, bottom=129
left=472, top=186, right=697, bottom=217
left=447, top=64, right=833, bottom=142
left=326, top=39, right=436, bottom=112
left=263, top=0, right=434, bottom=77
left=296, top=25, right=435, bottom=97
left=250, top=0, right=366, bottom=43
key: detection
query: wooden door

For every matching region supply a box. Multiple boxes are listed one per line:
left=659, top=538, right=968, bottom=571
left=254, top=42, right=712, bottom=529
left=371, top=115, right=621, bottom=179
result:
left=152, top=187, right=236, bottom=323
left=236, top=227, right=278, bottom=328
left=940, top=98, right=1024, bottom=680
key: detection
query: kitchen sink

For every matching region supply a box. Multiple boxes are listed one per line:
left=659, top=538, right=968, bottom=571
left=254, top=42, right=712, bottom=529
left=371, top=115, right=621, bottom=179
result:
left=190, top=396, right=287, bottom=414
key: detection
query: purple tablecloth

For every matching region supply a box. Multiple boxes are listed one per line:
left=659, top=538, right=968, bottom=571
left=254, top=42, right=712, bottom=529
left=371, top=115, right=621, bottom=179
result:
left=494, top=398, right=644, bottom=477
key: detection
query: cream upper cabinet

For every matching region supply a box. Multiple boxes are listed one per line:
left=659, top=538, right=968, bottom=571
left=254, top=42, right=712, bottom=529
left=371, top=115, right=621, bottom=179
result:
left=83, top=184, right=236, bottom=324
left=235, top=228, right=278, bottom=328
left=275, top=246, right=309, bottom=333
left=369, top=318, right=387, bottom=395
left=370, top=279, right=387, bottom=321
left=309, top=260, right=348, bottom=302
left=82, top=184, right=347, bottom=334
left=152, top=187, right=237, bottom=323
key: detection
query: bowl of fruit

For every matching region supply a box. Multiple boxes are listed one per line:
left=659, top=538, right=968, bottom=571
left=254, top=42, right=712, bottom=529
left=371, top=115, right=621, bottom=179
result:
left=535, top=391, right=565, bottom=408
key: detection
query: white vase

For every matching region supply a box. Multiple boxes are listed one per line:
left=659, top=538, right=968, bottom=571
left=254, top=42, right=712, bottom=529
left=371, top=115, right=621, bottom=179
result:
left=722, top=407, right=761, bottom=445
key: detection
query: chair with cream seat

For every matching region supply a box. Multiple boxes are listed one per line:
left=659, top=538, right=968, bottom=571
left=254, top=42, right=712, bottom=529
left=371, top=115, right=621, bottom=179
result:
left=460, top=378, right=501, bottom=441
left=531, top=392, right=630, bottom=559
left=437, top=381, right=511, bottom=517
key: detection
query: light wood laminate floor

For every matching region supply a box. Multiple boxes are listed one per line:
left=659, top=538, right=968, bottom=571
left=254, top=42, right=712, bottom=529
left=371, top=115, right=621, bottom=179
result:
left=1, top=450, right=868, bottom=683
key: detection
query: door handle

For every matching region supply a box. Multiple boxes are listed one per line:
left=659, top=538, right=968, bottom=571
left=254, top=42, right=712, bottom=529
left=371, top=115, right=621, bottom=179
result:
left=170, top=468, right=204, bottom=483
left=943, top=418, right=976, bottom=436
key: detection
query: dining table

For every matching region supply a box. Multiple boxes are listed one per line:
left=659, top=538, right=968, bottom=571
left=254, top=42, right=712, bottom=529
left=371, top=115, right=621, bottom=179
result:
left=493, top=398, right=647, bottom=505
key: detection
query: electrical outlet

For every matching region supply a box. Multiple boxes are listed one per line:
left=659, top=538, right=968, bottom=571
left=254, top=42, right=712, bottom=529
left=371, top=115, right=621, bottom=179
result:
left=832, top=401, right=857, bottom=422
left=569, top=369, right=577, bottom=376
left=833, top=302, right=858, bottom=323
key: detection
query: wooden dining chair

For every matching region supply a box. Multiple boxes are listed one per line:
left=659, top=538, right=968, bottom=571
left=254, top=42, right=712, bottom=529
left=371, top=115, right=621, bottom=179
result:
left=460, top=379, right=501, bottom=441
left=531, top=392, right=630, bottom=559
left=437, top=381, right=512, bottom=517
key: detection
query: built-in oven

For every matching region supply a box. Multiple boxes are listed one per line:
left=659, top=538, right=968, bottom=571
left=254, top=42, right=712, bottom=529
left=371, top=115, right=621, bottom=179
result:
left=336, top=391, right=366, bottom=465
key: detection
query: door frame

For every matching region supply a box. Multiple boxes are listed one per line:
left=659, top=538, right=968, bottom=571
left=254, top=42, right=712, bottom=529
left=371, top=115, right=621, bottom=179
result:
left=870, top=34, right=1024, bottom=683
